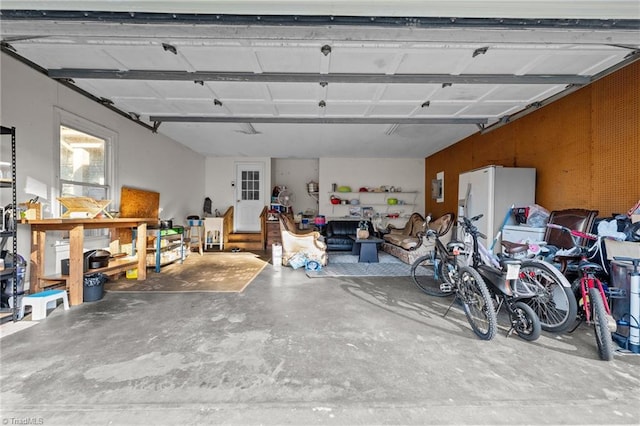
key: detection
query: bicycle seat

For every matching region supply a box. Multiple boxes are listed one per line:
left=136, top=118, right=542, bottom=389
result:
left=501, top=240, right=529, bottom=255
left=578, top=259, right=604, bottom=274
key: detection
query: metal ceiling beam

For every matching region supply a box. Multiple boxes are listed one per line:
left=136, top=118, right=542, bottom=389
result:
left=1, top=10, right=639, bottom=29
left=148, top=116, right=488, bottom=125
left=48, top=69, right=591, bottom=85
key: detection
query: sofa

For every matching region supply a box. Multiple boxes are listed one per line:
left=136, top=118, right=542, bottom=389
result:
left=324, top=220, right=376, bottom=251
left=381, top=212, right=455, bottom=264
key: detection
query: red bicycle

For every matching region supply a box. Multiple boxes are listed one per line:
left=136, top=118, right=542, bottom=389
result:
left=546, top=223, right=616, bottom=361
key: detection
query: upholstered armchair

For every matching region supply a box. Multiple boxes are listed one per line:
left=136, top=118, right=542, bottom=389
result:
left=278, top=214, right=328, bottom=266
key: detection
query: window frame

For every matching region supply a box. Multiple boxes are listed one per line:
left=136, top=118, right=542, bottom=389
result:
left=54, top=108, right=118, bottom=216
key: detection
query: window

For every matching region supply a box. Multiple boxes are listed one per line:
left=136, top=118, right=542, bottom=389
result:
left=55, top=109, right=117, bottom=218
left=59, top=125, right=108, bottom=202
left=241, top=170, right=260, bottom=201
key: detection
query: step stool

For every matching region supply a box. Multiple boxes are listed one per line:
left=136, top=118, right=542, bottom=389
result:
left=19, top=290, right=69, bottom=321
left=186, top=219, right=204, bottom=256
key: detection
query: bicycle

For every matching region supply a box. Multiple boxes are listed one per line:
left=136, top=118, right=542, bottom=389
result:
left=455, top=215, right=577, bottom=334
left=460, top=214, right=577, bottom=333
left=546, top=223, right=617, bottom=360
left=411, top=228, right=498, bottom=341
left=457, top=215, right=542, bottom=341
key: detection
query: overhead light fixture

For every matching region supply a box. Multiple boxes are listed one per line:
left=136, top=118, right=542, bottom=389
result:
left=318, top=100, right=326, bottom=108
left=384, top=124, right=400, bottom=136
left=421, top=101, right=431, bottom=108
left=213, top=99, right=223, bottom=107
left=321, top=44, right=332, bottom=56
left=472, top=46, right=489, bottom=57
left=128, top=112, right=140, bottom=121
left=98, top=97, right=113, bottom=105
left=162, top=43, right=177, bottom=55
left=236, top=123, right=260, bottom=135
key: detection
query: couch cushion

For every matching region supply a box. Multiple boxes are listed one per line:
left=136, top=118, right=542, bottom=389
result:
left=399, top=237, right=419, bottom=250
left=428, top=213, right=454, bottom=236
left=383, top=233, right=405, bottom=246
left=386, top=212, right=426, bottom=238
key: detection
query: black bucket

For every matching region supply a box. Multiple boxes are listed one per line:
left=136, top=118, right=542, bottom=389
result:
left=83, top=273, right=107, bottom=302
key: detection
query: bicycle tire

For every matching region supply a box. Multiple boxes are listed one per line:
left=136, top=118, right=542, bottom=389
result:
left=589, top=287, right=614, bottom=361
left=411, top=253, right=455, bottom=297
left=512, top=301, right=541, bottom=341
left=457, top=266, right=497, bottom=341
left=519, top=261, right=578, bottom=333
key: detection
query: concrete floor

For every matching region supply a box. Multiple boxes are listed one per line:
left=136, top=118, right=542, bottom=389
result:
left=1, top=259, right=639, bottom=425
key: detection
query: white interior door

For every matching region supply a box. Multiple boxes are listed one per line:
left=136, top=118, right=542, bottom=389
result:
left=234, top=162, right=264, bottom=232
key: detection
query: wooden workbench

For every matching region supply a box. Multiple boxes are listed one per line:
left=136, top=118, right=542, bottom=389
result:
left=25, top=218, right=158, bottom=306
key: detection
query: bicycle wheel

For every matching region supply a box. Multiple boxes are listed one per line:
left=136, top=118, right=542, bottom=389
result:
left=411, top=253, right=455, bottom=297
left=512, top=301, right=541, bottom=341
left=457, top=266, right=497, bottom=340
left=589, top=287, right=614, bottom=361
left=519, top=261, right=578, bottom=333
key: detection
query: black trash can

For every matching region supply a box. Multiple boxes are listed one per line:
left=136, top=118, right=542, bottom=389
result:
left=83, top=273, right=107, bottom=302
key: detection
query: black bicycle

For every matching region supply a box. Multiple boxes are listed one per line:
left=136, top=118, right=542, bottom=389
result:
left=411, top=229, right=497, bottom=341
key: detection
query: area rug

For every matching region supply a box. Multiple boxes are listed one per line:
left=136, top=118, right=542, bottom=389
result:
left=306, top=252, right=433, bottom=278
left=106, top=252, right=268, bottom=293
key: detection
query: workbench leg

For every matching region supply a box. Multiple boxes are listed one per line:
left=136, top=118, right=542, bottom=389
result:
left=29, top=228, right=46, bottom=294
left=136, top=223, right=147, bottom=281
left=68, top=225, right=84, bottom=306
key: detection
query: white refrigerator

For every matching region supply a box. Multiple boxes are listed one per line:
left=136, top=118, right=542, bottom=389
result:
left=458, top=166, right=536, bottom=251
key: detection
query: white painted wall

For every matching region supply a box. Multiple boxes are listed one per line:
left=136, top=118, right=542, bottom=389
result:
left=272, top=158, right=319, bottom=215
left=318, top=157, right=425, bottom=225
left=1, top=53, right=205, bottom=281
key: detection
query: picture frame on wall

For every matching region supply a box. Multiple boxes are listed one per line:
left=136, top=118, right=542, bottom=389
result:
left=362, top=206, right=373, bottom=219
left=349, top=206, right=362, bottom=217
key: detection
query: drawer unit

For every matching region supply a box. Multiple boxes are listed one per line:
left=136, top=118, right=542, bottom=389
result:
left=266, top=221, right=282, bottom=249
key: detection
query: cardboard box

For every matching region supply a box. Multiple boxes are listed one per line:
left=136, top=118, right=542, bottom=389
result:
left=604, top=239, right=640, bottom=261
left=19, top=202, right=42, bottom=220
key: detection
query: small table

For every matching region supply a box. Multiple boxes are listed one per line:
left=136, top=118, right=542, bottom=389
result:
left=350, top=235, right=384, bottom=263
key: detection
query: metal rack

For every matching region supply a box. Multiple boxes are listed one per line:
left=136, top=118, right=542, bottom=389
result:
left=0, top=125, right=19, bottom=322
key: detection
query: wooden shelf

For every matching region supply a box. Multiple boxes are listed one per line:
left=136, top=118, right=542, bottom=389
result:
left=41, top=258, right=138, bottom=284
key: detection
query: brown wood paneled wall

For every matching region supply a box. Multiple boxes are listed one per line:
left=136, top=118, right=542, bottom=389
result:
left=425, top=60, right=640, bottom=220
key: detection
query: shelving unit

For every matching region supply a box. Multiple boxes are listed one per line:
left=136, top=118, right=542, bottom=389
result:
left=327, top=191, right=418, bottom=216
left=0, top=125, right=19, bottom=322
left=136, top=227, right=186, bottom=272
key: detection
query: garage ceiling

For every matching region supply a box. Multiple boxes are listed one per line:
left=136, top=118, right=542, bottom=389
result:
left=1, top=1, right=639, bottom=158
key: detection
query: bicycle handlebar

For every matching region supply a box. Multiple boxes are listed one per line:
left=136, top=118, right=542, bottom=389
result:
left=459, top=215, right=487, bottom=240
left=545, top=223, right=597, bottom=241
